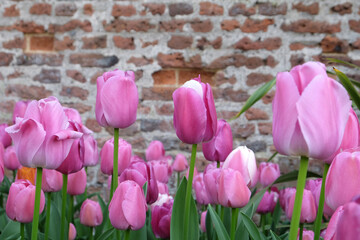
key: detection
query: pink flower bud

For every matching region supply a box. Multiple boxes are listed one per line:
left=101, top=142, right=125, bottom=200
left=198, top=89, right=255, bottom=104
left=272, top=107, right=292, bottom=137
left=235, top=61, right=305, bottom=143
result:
left=0, top=144, right=4, bottom=183
left=193, top=173, right=211, bottom=205
left=297, top=229, right=314, bottom=240
left=203, top=166, right=221, bottom=205
left=67, top=168, right=87, bottom=196
left=42, top=169, right=63, bottom=192
left=285, top=189, right=317, bottom=223
left=172, top=154, right=188, bottom=172
left=200, top=211, right=207, bottom=232
left=146, top=141, right=165, bottom=161
left=258, top=162, right=280, bottom=187
left=333, top=196, right=360, bottom=240
left=4, top=146, right=21, bottom=170
left=256, top=188, right=279, bottom=214
left=101, top=138, right=131, bottom=176
left=80, top=199, right=103, bottom=227
left=157, top=181, right=169, bottom=195
left=148, top=159, right=169, bottom=183
left=69, top=223, right=76, bottom=240
left=151, top=195, right=173, bottom=238
left=324, top=205, right=344, bottom=240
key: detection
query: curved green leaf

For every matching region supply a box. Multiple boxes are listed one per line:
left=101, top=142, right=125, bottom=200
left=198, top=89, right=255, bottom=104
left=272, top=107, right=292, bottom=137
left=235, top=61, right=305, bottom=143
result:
left=327, top=58, right=360, bottom=70
left=240, top=212, right=261, bottom=240
left=334, top=68, right=360, bottom=111
left=207, top=205, right=230, bottom=240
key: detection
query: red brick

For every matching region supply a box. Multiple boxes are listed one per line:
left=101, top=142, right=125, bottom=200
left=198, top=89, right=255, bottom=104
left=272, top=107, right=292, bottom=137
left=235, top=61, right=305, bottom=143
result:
left=292, top=2, right=319, bottom=15
left=156, top=103, right=174, bottom=116
left=290, top=54, right=305, bottom=67
left=258, top=2, right=287, bottom=16
left=55, top=3, right=77, bottom=16
left=90, top=71, right=104, bottom=84
left=142, top=3, right=165, bottom=15
left=169, top=3, right=193, bottom=16
left=5, top=84, right=52, bottom=100
left=4, top=5, right=19, bottom=17
left=141, top=87, right=176, bottom=101
left=49, top=20, right=92, bottom=33
left=234, top=37, right=281, bottom=50
left=63, top=102, right=92, bottom=113
left=352, top=38, right=360, bottom=49
left=60, top=86, right=89, bottom=100
left=200, top=2, right=223, bottom=16
left=246, top=73, right=274, bottom=86
left=3, top=37, right=24, bottom=49
left=245, top=108, right=269, bottom=120
left=213, top=71, right=236, bottom=87
left=138, top=104, right=151, bottom=114
left=82, top=36, right=106, bottom=49
left=289, top=42, right=317, bottom=50
left=112, top=4, right=136, bottom=17
left=262, top=90, right=275, bottom=104
left=16, top=54, right=63, bottom=66
left=83, top=4, right=93, bottom=15
left=12, top=21, right=45, bottom=33
left=266, top=56, right=278, bottom=68
left=66, top=70, right=86, bottom=83
left=178, top=70, right=215, bottom=85
left=190, top=19, right=213, bottom=32
left=54, top=36, right=75, bottom=51
left=159, top=20, right=186, bottom=32
left=127, top=56, right=153, bottom=67
left=331, top=3, right=352, bottom=15
left=0, top=52, right=13, bottom=66
left=349, top=20, right=360, bottom=33
left=221, top=20, right=240, bottom=31
left=214, top=88, right=249, bottom=102
left=29, top=35, right=54, bottom=52
left=168, top=35, right=193, bottom=49
left=34, top=69, right=61, bottom=83
left=157, top=53, right=185, bottom=68
left=7, top=71, right=23, bottom=79
left=29, top=3, right=52, bottom=15
left=209, top=54, right=246, bottom=69
left=229, top=3, right=255, bottom=16
left=85, top=118, right=102, bottom=133
left=103, top=19, right=154, bottom=32
left=240, top=19, right=274, bottom=33
left=258, top=122, right=272, bottom=135
left=113, top=36, right=135, bottom=49
left=320, top=36, right=348, bottom=53
left=197, top=36, right=222, bottom=50
left=152, top=70, right=176, bottom=85
left=142, top=40, right=158, bottom=48
left=217, top=110, right=238, bottom=119
left=70, top=54, right=119, bottom=68
left=0, top=100, right=15, bottom=114
left=281, top=20, right=341, bottom=33
left=231, top=123, right=255, bottom=138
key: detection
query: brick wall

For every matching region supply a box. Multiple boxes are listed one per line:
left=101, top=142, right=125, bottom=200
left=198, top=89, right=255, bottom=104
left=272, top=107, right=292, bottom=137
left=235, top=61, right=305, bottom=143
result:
left=0, top=0, right=359, bottom=193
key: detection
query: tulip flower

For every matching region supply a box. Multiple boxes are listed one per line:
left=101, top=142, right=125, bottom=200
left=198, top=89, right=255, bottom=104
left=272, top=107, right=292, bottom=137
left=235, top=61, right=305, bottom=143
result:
left=157, top=181, right=169, bottom=195
left=193, top=173, right=211, bottom=205
left=83, top=133, right=99, bottom=167
left=0, top=124, right=12, bottom=148
left=6, top=180, right=45, bottom=223
left=67, top=168, right=87, bottom=196
left=0, top=144, right=4, bottom=183
left=203, top=167, right=221, bottom=205
left=148, top=159, right=169, bottom=183
left=146, top=140, right=165, bottom=161
left=151, top=195, right=173, bottom=239
left=324, top=205, right=344, bottom=240
left=12, top=100, right=30, bottom=124
left=202, top=119, right=233, bottom=162
left=256, top=188, right=279, bottom=214
left=258, top=162, right=280, bottom=187
left=42, top=169, right=63, bottom=192
left=109, top=180, right=147, bottom=230
left=298, top=229, right=314, bottom=240
left=200, top=211, right=207, bottom=232
left=69, top=223, right=76, bottom=240
left=63, top=107, right=82, bottom=124
left=80, top=199, right=103, bottom=227
left=306, top=179, right=333, bottom=216
left=285, top=189, right=317, bottom=223
left=107, top=175, right=121, bottom=190
left=223, top=146, right=258, bottom=187
left=4, top=146, right=21, bottom=171
left=101, top=137, right=132, bottom=176
left=96, top=70, right=138, bottom=128
left=279, top=187, right=296, bottom=211
left=172, top=154, right=188, bottom=172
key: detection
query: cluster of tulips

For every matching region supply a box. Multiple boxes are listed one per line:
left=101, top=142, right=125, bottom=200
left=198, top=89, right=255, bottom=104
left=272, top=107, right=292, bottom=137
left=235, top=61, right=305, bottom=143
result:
left=0, top=61, right=360, bottom=240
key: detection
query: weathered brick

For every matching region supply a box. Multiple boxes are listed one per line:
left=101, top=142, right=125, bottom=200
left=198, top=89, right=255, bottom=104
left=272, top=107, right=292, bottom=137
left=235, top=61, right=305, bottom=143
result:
left=55, top=3, right=77, bottom=16
left=178, top=70, right=215, bottom=85
left=234, top=37, right=281, bottom=50
left=113, top=36, right=135, bottom=49
left=90, top=71, right=104, bottom=84
left=66, top=70, right=86, bottom=83
left=217, top=110, right=238, bottom=119
left=190, top=19, right=213, bottom=32
left=141, top=119, right=172, bottom=132
left=0, top=52, right=13, bottom=66
left=200, top=2, right=223, bottom=16
left=85, top=118, right=102, bottom=133
left=258, top=2, right=287, bottom=16
left=245, top=108, right=269, bottom=120
left=258, top=122, right=272, bottom=135
left=159, top=20, right=186, bottom=32
left=0, top=100, right=15, bottom=114
left=331, top=2, right=352, bottom=15
left=138, top=104, right=151, bottom=115
left=157, top=53, right=185, bottom=68
left=290, top=54, right=305, bottom=67
left=221, top=20, right=240, bottom=31
left=142, top=87, right=176, bottom=101
left=246, top=73, right=274, bottom=86
left=244, top=140, right=267, bottom=152
left=127, top=56, right=153, bottom=67
left=214, top=88, right=249, bottom=102
left=7, top=71, right=23, bottom=79
left=16, top=54, right=63, bottom=66
left=29, top=35, right=54, bottom=52
left=240, top=19, right=274, bottom=33
left=49, top=20, right=92, bottom=33
left=34, top=69, right=61, bottom=83
left=281, top=20, right=341, bottom=33
left=12, top=21, right=45, bottom=33
left=82, top=36, right=107, bottom=49
left=54, top=36, right=75, bottom=51
left=83, top=4, right=93, bottom=15
left=209, top=54, right=245, bottom=69
left=289, top=42, right=317, bottom=50
left=156, top=103, right=174, bottom=116
left=60, top=86, right=89, bottom=100
left=69, top=54, right=119, bottom=68
left=349, top=20, right=360, bottom=33
left=262, top=90, right=275, bottom=104
left=103, top=19, right=154, bottom=32
left=197, top=36, right=222, bottom=50
left=169, top=3, right=193, bottom=16
left=5, top=84, right=52, bottom=99
left=142, top=40, right=158, bottom=48
left=320, top=36, right=348, bottom=53
left=292, top=2, right=319, bottom=15
left=352, top=38, right=360, bottom=49
left=112, top=4, right=136, bottom=17
left=152, top=70, right=176, bottom=85
left=229, top=3, right=255, bottom=16
left=63, top=102, right=91, bottom=113
left=231, top=123, right=255, bottom=138
left=213, top=71, right=236, bottom=86
left=29, top=3, right=52, bottom=15
left=3, top=38, right=24, bottom=49
left=4, top=5, right=19, bottom=17
left=142, top=3, right=165, bottom=15
left=168, top=35, right=193, bottom=49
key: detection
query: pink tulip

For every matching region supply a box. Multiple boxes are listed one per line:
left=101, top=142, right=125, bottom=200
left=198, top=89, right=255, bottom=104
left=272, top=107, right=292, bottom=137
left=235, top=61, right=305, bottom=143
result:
left=325, top=148, right=360, bottom=211
left=280, top=188, right=296, bottom=211
left=148, top=159, right=169, bottom=183
left=0, top=124, right=12, bottom=148
left=306, top=179, right=333, bottom=216
left=298, top=229, right=314, bottom=240
left=151, top=193, right=173, bottom=210
left=12, top=100, right=30, bottom=124
left=223, top=146, right=258, bottom=187
left=258, top=162, right=280, bottom=187
left=69, top=223, right=76, bottom=240
left=324, top=205, right=344, bottom=240
left=67, top=168, right=87, bottom=195
left=119, top=160, right=159, bottom=204
left=131, top=155, right=144, bottom=162
left=286, top=189, right=317, bottom=223
left=5, top=97, right=83, bottom=169
left=107, top=175, right=121, bottom=190
left=96, top=70, right=138, bottom=128
left=109, top=180, right=147, bottom=230
left=172, top=154, right=188, bottom=172
left=200, top=211, right=207, bottom=232
left=42, top=169, right=63, bottom=192
left=173, top=76, right=217, bottom=144
left=101, top=138, right=131, bottom=176
left=256, top=188, right=279, bottom=214
left=6, top=180, right=45, bottom=223
left=0, top=144, right=4, bottom=183
left=63, top=107, right=82, bottom=124
left=157, top=181, right=169, bottom=195
left=146, top=140, right=165, bottom=161
left=151, top=195, right=173, bottom=238
left=202, top=119, right=233, bottom=162
left=4, top=146, right=21, bottom=170
left=193, top=173, right=211, bottom=205
left=203, top=166, right=221, bottom=204
left=333, top=196, right=360, bottom=240
left=80, top=199, right=103, bottom=227
left=82, top=133, right=99, bottom=167
left=273, top=61, right=351, bottom=160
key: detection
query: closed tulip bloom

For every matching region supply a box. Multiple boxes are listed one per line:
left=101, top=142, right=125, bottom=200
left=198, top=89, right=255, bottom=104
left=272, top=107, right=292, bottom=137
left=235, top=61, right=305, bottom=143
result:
left=101, top=138, right=132, bottom=176
left=82, top=133, right=99, bottom=167
left=12, top=100, right=30, bottom=124
left=151, top=193, right=173, bottom=210
left=148, top=159, right=169, bottom=183
left=306, top=179, right=333, bottom=216
left=5, top=97, right=83, bottom=169
left=273, top=62, right=351, bottom=160
left=42, top=169, right=63, bottom=192
left=324, top=205, right=344, bottom=240
left=157, top=181, right=169, bottom=195
left=0, top=124, right=12, bottom=148
left=67, top=168, right=87, bottom=196
left=4, top=146, right=21, bottom=170
left=202, top=119, right=233, bottom=162
left=173, top=76, right=217, bottom=144
left=258, top=162, right=280, bottom=187
left=6, top=180, right=45, bottom=223
left=69, top=223, right=76, bottom=240
left=334, top=196, right=360, bottom=240
left=200, top=211, right=207, bottom=232
left=109, top=180, right=147, bottom=230
left=203, top=167, right=221, bottom=204
left=151, top=195, right=173, bottom=239
left=223, top=146, right=258, bottom=187
left=325, top=148, right=360, bottom=211
left=80, top=199, right=103, bottom=227
left=0, top=144, right=4, bottom=183
left=96, top=70, right=138, bottom=128
left=257, top=188, right=279, bottom=214
left=63, top=107, right=82, bottom=124
left=286, top=189, right=317, bottom=223
left=146, top=141, right=165, bottom=161
left=172, top=154, right=188, bottom=172
left=193, top=173, right=211, bottom=205
left=298, top=229, right=314, bottom=240
left=279, top=188, right=296, bottom=211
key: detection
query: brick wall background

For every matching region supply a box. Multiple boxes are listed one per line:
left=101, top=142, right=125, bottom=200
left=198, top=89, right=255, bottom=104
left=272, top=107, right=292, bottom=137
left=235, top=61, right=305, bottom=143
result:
left=0, top=0, right=359, bottom=194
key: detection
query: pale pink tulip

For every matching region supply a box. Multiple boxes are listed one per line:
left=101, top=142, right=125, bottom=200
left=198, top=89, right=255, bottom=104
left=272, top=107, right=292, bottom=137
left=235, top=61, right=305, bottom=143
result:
left=80, top=199, right=103, bottom=227
left=146, top=140, right=165, bottom=161
left=258, top=162, right=280, bottom=187
left=101, top=138, right=131, bottom=176
left=67, top=168, right=87, bottom=195
left=4, top=146, right=21, bottom=170
left=172, top=154, right=188, bottom=172
left=42, top=169, right=63, bottom=192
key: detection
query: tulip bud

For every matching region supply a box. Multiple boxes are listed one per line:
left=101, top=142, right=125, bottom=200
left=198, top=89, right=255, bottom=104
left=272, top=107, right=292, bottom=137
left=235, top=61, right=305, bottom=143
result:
left=256, top=188, right=279, bottom=214
left=0, top=144, right=4, bottom=183
left=157, top=181, right=169, bottom=195
left=297, top=229, right=314, bottom=240
left=146, top=141, right=165, bottom=161
left=148, top=159, right=169, bottom=183
left=4, top=146, right=20, bottom=171
left=193, top=173, right=211, bottom=205
left=151, top=195, right=173, bottom=239
left=324, top=205, right=344, bottom=240
left=172, top=154, right=188, bottom=172
left=203, top=166, right=221, bottom=205
left=67, top=168, right=87, bottom=196
left=333, top=196, right=360, bottom=240
left=0, top=124, right=12, bottom=148
left=258, top=162, right=280, bottom=187
left=42, top=169, right=63, bottom=192
left=12, top=100, right=30, bottom=124
left=69, top=223, right=76, bottom=240
left=285, top=189, right=317, bottom=223
left=279, top=188, right=296, bottom=211
left=200, top=211, right=207, bottom=232
left=306, top=179, right=333, bottom=216
left=101, top=138, right=131, bottom=176
left=80, top=199, right=103, bottom=227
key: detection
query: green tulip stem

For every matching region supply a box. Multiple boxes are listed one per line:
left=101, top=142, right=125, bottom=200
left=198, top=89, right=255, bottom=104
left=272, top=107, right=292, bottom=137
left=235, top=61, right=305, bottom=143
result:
left=13, top=170, right=16, bottom=182
left=124, top=229, right=130, bottom=240
left=31, top=167, right=43, bottom=240
left=299, top=223, right=304, bottom=240
left=89, top=227, right=94, bottom=240
left=20, top=223, right=25, bottom=240
left=45, top=192, right=51, bottom=240
left=230, top=208, right=239, bottom=240
left=183, top=144, right=197, bottom=239
left=313, top=163, right=330, bottom=240
left=220, top=206, right=225, bottom=222
left=289, top=156, right=309, bottom=240
left=177, top=172, right=180, bottom=189
left=69, top=195, right=74, bottom=223
left=111, top=128, right=119, bottom=200
left=261, top=214, right=266, bottom=232
left=85, top=166, right=88, bottom=199
left=217, top=161, right=220, bottom=168
left=60, top=174, right=68, bottom=240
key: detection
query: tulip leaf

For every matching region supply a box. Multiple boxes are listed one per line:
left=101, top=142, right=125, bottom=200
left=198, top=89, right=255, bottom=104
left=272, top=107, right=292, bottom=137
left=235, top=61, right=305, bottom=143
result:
left=239, top=212, right=261, bottom=240
left=0, top=176, right=11, bottom=194
left=271, top=201, right=282, bottom=231
left=143, top=181, right=148, bottom=199
left=95, top=194, right=109, bottom=239
left=327, top=58, right=360, bottom=70
left=207, top=205, right=230, bottom=240
left=0, top=221, right=19, bottom=239
left=230, top=77, right=276, bottom=120
left=96, top=228, right=115, bottom=240
left=130, top=225, right=147, bottom=240
left=48, top=200, right=62, bottom=240
left=270, top=230, right=282, bottom=240
left=205, top=208, right=216, bottom=240
left=334, top=68, right=360, bottom=111
left=273, top=170, right=321, bottom=185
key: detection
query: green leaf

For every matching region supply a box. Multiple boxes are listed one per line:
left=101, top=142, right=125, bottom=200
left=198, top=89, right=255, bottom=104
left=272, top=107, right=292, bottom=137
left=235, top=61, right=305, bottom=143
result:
left=273, top=170, right=321, bottom=185
left=143, top=181, right=148, bottom=199
left=240, top=212, right=261, bottom=240
left=48, top=199, right=62, bottom=240
left=334, top=68, right=360, bottom=111
left=205, top=208, right=215, bottom=240
left=95, top=194, right=109, bottom=239
left=271, top=201, right=282, bottom=231
left=270, top=230, right=282, bottom=240
left=0, top=176, right=11, bottom=194
left=327, top=70, right=360, bottom=89
left=231, top=77, right=276, bottom=120
left=223, top=207, right=231, bottom=234
left=130, top=225, right=147, bottom=240
left=96, top=228, right=115, bottom=240
left=327, top=58, right=360, bottom=70
left=0, top=221, right=20, bottom=239
left=207, top=205, right=230, bottom=240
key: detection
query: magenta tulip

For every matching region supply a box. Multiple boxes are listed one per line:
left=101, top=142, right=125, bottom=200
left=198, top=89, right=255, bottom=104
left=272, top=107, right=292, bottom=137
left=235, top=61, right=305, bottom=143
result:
left=12, top=100, right=30, bottom=124
left=5, top=97, right=83, bottom=169
left=67, top=168, right=87, bottom=195
left=223, top=146, right=258, bottom=187
left=0, top=124, right=12, bottom=148
left=280, top=188, right=296, bottom=211
left=202, top=119, right=233, bottom=162
left=148, top=159, right=169, bottom=183
left=63, top=107, right=82, bottom=124
left=151, top=195, right=173, bottom=238
left=96, top=70, right=138, bottom=128
left=82, top=133, right=99, bottom=167
left=193, top=173, right=211, bottom=205
left=256, top=188, right=279, bottom=214
left=101, top=138, right=131, bottom=176
left=42, top=169, right=63, bottom=192
left=333, top=196, right=360, bottom=240
left=258, top=162, right=280, bottom=187
left=0, top=144, right=4, bottom=183
left=4, top=146, right=20, bottom=171
left=203, top=166, right=221, bottom=204
left=172, top=154, right=188, bottom=172
left=6, top=180, right=45, bottom=223
left=286, top=189, right=317, bottom=223
left=200, top=211, right=207, bottom=232
left=298, top=229, right=314, bottom=240
left=80, top=199, right=103, bottom=227
left=273, top=61, right=351, bottom=160
left=173, top=76, right=217, bottom=144
left=69, top=223, right=76, bottom=240
left=146, top=140, right=165, bottom=161
left=324, top=205, right=344, bottom=240
left=109, top=180, right=147, bottom=230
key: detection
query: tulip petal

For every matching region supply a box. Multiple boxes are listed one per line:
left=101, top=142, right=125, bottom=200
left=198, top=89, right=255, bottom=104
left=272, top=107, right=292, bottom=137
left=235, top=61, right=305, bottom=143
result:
left=95, top=76, right=109, bottom=127
left=202, top=83, right=217, bottom=142
left=39, top=98, right=68, bottom=137
left=122, top=184, right=146, bottom=230
left=297, top=75, right=351, bottom=160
